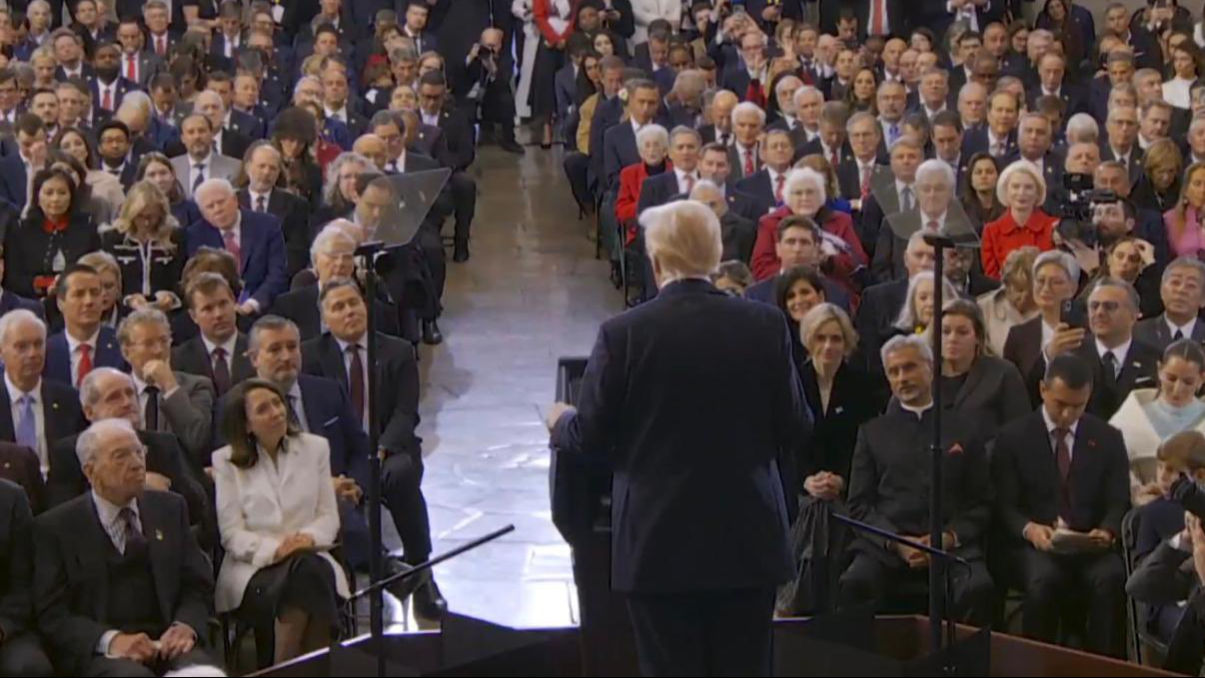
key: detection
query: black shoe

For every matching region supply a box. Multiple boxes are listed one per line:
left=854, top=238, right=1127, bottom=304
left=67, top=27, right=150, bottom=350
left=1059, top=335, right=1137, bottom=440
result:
left=453, top=242, right=470, bottom=262
left=412, top=575, right=447, bottom=621
left=499, top=138, right=525, bottom=154
left=384, top=558, right=422, bottom=602
left=422, top=320, right=443, bottom=345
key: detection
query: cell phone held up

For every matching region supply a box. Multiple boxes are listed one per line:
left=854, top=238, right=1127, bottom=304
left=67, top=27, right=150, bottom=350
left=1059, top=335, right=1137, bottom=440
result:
left=1060, top=299, right=1087, bottom=330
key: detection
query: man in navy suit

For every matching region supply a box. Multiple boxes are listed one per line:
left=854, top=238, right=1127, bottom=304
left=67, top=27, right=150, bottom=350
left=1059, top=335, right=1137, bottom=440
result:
left=88, top=42, right=135, bottom=118
left=697, top=142, right=763, bottom=223
left=1002, top=113, right=1063, bottom=214
left=44, top=265, right=128, bottom=389
left=0, top=477, right=52, bottom=676
left=548, top=201, right=811, bottom=676
left=736, top=128, right=795, bottom=217
left=400, top=0, right=439, bottom=55
left=603, top=79, right=664, bottom=190
left=185, top=178, right=289, bottom=314
left=50, top=29, right=93, bottom=82
left=637, top=127, right=702, bottom=215
left=1027, top=52, right=1086, bottom=117
left=0, top=114, right=44, bottom=211
left=0, top=247, right=42, bottom=321
left=204, top=72, right=264, bottom=141
left=962, top=89, right=1019, bottom=160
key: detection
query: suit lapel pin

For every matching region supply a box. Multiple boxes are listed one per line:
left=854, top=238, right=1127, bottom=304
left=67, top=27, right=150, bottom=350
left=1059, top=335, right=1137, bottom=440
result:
left=834, top=406, right=844, bottom=414
left=51, top=402, right=58, bottom=410
left=948, top=442, right=964, bottom=456
left=155, top=529, right=164, bottom=541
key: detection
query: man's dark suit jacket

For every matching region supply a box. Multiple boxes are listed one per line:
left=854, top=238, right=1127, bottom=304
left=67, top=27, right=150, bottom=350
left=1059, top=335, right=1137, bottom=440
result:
left=226, top=107, right=265, bottom=141
left=720, top=211, right=758, bottom=264
left=854, top=278, right=908, bottom=374
left=0, top=290, right=43, bottom=318
left=0, top=443, right=44, bottom=513
left=636, top=171, right=685, bottom=215
left=588, top=95, right=623, bottom=188
left=736, top=169, right=781, bottom=217
left=268, top=285, right=401, bottom=341
left=1026, top=83, right=1087, bottom=118
left=745, top=273, right=852, bottom=312
left=992, top=411, right=1130, bottom=538
left=46, top=430, right=208, bottom=528
left=432, top=107, right=475, bottom=172
left=946, top=356, right=1032, bottom=438
left=551, top=279, right=812, bottom=593
left=1020, top=337, right=1160, bottom=417
left=0, top=479, right=33, bottom=640
left=961, top=127, right=1018, bottom=160
left=1100, top=143, right=1146, bottom=188
left=302, top=332, right=421, bottom=459
left=44, top=326, right=127, bottom=386
left=1126, top=540, right=1205, bottom=639
left=800, top=138, right=855, bottom=169
left=0, top=380, right=85, bottom=451
left=184, top=210, right=289, bottom=310
left=602, top=121, right=639, bottom=191
left=214, top=127, right=251, bottom=162
left=32, top=491, right=213, bottom=675
left=236, top=188, right=312, bottom=279
left=848, top=401, right=992, bottom=562
left=837, top=159, right=889, bottom=203
left=88, top=77, right=136, bottom=118
left=1135, top=314, right=1205, bottom=353
left=0, top=154, right=27, bottom=209
left=171, top=333, right=255, bottom=392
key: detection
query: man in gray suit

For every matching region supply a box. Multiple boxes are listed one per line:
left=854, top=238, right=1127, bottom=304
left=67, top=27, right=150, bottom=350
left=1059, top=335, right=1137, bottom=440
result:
left=1135, top=257, right=1205, bottom=353
left=170, top=113, right=240, bottom=199
left=117, top=309, right=215, bottom=471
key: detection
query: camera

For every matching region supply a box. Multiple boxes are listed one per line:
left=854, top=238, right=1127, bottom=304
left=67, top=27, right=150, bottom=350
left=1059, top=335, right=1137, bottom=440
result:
left=1172, top=475, right=1205, bottom=519
left=1056, top=173, right=1117, bottom=249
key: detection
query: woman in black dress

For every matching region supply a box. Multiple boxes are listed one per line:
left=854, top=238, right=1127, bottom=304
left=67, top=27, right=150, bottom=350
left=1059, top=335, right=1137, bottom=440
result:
left=100, top=180, right=187, bottom=315
left=3, top=167, right=100, bottom=298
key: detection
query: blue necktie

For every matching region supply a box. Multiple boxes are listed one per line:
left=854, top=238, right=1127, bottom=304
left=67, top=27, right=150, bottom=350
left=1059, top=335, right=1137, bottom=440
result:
left=15, top=394, right=36, bottom=451
left=889, top=124, right=900, bottom=146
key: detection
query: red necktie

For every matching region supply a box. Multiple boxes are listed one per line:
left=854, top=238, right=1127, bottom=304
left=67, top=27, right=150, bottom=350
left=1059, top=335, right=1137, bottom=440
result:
left=830, top=149, right=839, bottom=169
left=156, top=36, right=166, bottom=56
left=744, top=147, right=755, bottom=176
left=126, top=54, right=136, bottom=82
left=101, top=87, right=112, bottom=111
left=871, top=0, right=886, bottom=35
left=775, top=174, right=785, bottom=203
left=77, top=344, right=92, bottom=387
left=860, top=165, right=872, bottom=199
left=684, top=173, right=695, bottom=194
left=222, top=229, right=242, bottom=273
left=745, top=78, right=765, bottom=107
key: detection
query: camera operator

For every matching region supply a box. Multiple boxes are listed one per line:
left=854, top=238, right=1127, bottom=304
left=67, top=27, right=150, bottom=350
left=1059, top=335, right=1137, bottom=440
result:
left=454, top=28, right=524, bottom=155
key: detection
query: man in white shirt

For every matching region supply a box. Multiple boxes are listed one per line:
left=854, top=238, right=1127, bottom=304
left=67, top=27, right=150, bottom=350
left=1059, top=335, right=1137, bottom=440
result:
left=1105, top=105, right=1141, bottom=177
left=730, top=101, right=765, bottom=180
left=51, top=29, right=87, bottom=79
left=916, top=67, right=950, bottom=120
left=1136, top=257, right=1205, bottom=351
left=0, top=311, right=53, bottom=474
left=1138, top=99, right=1173, bottom=151
left=876, top=80, right=908, bottom=149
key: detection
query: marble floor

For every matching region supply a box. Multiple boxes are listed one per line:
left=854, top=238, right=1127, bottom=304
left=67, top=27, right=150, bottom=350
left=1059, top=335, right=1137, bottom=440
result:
left=382, top=144, right=619, bottom=630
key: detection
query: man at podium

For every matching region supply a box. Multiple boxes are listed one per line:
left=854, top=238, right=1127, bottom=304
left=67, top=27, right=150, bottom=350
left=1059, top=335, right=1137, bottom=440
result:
left=547, top=200, right=813, bottom=677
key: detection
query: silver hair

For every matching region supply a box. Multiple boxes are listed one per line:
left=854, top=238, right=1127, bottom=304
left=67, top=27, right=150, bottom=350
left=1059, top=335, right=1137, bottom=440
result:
left=78, top=367, right=134, bottom=409
left=0, top=309, right=45, bottom=346
left=117, top=90, right=152, bottom=116
left=27, top=0, right=50, bottom=11
left=636, top=123, right=669, bottom=148
left=668, top=125, right=702, bottom=145
left=773, top=75, right=803, bottom=97
left=75, top=418, right=140, bottom=469
left=880, top=333, right=934, bottom=369
left=688, top=178, right=722, bottom=199
left=731, top=101, right=767, bottom=127
left=846, top=111, right=880, bottom=136
left=1163, top=256, right=1205, bottom=287
left=322, top=151, right=374, bottom=206
left=310, top=223, right=358, bottom=262
left=1066, top=113, right=1100, bottom=144
left=792, top=85, right=821, bottom=106
left=194, top=177, right=236, bottom=202
left=116, top=308, right=171, bottom=346
left=292, top=74, right=322, bottom=97
left=1032, top=249, right=1081, bottom=285
left=783, top=167, right=827, bottom=204
left=915, top=158, right=956, bottom=188
left=640, top=200, right=723, bottom=279
left=1089, top=276, right=1141, bottom=312
left=248, top=315, right=300, bottom=355
left=894, top=271, right=960, bottom=332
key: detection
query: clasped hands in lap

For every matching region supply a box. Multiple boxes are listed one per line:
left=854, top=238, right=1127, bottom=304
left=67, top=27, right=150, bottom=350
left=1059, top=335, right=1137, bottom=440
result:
left=108, top=624, right=195, bottom=665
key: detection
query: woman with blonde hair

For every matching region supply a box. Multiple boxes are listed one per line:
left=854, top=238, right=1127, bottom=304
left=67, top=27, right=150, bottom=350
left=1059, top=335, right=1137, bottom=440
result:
left=1165, top=162, right=1205, bottom=258
left=100, top=180, right=186, bottom=314
left=77, top=250, right=123, bottom=328
left=979, top=160, right=1058, bottom=278
left=978, top=245, right=1041, bottom=356
left=1131, top=138, right=1183, bottom=214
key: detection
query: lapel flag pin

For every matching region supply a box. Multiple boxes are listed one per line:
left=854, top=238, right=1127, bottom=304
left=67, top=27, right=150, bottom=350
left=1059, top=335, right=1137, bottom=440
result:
left=155, top=529, right=164, bottom=541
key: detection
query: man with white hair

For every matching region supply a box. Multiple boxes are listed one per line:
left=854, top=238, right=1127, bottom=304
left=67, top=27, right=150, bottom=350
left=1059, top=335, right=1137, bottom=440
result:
left=699, top=89, right=739, bottom=147
left=873, top=159, right=959, bottom=282
left=46, top=367, right=208, bottom=531
left=185, top=178, right=288, bottom=314
left=0, top=309, right=85, bottom=478
left=766, top=76, right=806, bottom=148
left=839, top=333, right=994, bottom=625
left=33, top=417, right=217, bottom=676
left=728, top=101, right=766, bottom=180
left=235, top=142, right=311, bottom=278
left=547, top=200, right=812, bottom=676
left=957, top=81, right=988, bottom=132
left=1064, top=112, right=1100, bottom=147
left=169, top=114, right=240, bottom=198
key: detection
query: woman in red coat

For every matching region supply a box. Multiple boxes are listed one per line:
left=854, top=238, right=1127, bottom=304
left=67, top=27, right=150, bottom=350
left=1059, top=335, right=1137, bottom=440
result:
left=750, top=167, right=865, bottom=300
left=532, top=0, right=581, bottom=148
left=615, top=124, right=672, bottom=245
left=980, top=160, right=1058, bottom=279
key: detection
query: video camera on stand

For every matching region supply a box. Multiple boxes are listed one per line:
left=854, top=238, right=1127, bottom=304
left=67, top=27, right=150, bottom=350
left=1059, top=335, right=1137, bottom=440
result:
left=1056, top=172, right=1118, bottom=249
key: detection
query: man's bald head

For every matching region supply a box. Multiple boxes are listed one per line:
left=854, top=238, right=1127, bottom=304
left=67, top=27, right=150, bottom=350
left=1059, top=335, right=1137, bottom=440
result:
left=352, top=133, right=388, bottom=170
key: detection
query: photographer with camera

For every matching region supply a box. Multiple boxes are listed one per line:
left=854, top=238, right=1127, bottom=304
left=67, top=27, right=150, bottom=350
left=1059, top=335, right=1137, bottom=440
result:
left=454, top=28, right=524, bottom=155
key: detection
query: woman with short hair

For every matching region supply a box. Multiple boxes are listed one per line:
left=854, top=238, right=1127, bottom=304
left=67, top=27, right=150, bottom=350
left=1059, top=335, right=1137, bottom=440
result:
left=980, top=160, right=1059, bottom=279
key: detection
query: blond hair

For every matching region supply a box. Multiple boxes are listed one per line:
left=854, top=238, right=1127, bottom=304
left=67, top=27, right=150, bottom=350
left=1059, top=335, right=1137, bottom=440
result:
left=640, top=200, right=723, bottom=280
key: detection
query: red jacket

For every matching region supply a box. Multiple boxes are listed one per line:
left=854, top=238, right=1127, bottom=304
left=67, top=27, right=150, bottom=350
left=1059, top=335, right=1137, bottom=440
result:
left=534, top=0, right=580, bottom=44
left=616, top=161, right=673, bottom=244
left=980, top=209, right=1058, bottom=279
left=750, top=206, right=866, bottom=298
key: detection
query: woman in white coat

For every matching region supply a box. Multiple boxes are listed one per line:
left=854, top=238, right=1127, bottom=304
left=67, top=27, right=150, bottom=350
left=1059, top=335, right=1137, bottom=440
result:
left=632, top=0, right=681, bottom=46
left=212, top=379, right=350, bottom=664
left=1111, top=339, right=1205, bottom=506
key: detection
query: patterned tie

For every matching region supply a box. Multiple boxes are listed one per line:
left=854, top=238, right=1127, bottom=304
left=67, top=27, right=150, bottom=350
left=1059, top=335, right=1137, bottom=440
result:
left=156, top=35, right=166, bottom=56
left=860, top=165, right=872, bottom=199
left=101, top=86, right=112, bottom=112
left=775, top=174, right=785, bottom=203
left=255, top=195, right=266, bottom=213
left=286, top=394, right=303, bottom=430
left=211, top=347, right=231, bottom=395
left=77, top=344, right=92, bottom=387
left=348, top=344, right=364, bottom=424
left=125, top=54, right=136, bottom=82
left=1175, top=329, right=1186, bottom=341
left=15, top=394, right=36, bottom=452
left=830, top=149, right=839, bottom=169
left=192, top=163, right=205, bottom=193
left=743, top=147, right=755, bottom=176
left=222, top=229, right=241, bottom=273
left=888, top=123, right=899, bottom=146
left=118, top=506, right=147, bottom=557
left=143, top=385, right=160, bottom=431
left=901, top=186, right=914, bottom=212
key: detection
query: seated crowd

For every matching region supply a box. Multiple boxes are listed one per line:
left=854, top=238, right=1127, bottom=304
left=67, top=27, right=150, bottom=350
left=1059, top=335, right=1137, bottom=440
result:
left=555, top=0, right=1205, bottom=672
left=0, top=0, right=534, bottom=674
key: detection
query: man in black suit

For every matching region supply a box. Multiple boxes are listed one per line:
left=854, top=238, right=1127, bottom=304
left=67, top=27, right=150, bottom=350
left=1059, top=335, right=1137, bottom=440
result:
left=51, top=28, right=93, bottom=82
left=33, top=418, right=216, bottom=676
left=992, top=354, right=1130, bottom=657
left=237, top=143, right=311, bottom=278
left=944, top=247, right=999, bottom=298
left=690, top=180, right=758, bottom=264
left=301, top=280, right=445, bottom=620
left=736, top=128, right=795, bottom=217
left=0, top=309, right=87, bottom=479
left=95, top=119, right=140, bottom=190
left=1102, top=105, right=1144, bottom=188
left=856, top=233, right=935, bottom=375
left=192, top=90, right=250, bottom=163
left=417, top=71, right=475, bottom=262
left=0, top=247, right=44, bottom=319
left=204, top=72, right=264, bottom=141
left=321, top=68, right=368, bottom=139
left=840, top=334, right=994, bottom=625
left=452, top=26, right=523, bottom=154
left=800, top=101, right=855, bottom=173
left=0, top=114, right=43, bottom=211
left=697, top=142, right=762, bottom=224
left=860, top=136, right=923, bottom=269
left=400, top=0, right=439, bottom=54
left=171, top=273, right=255, bottom=398
left=930, top=111, right=970, bottom=198
left=0, top=478, right=52, bottom=676
left=89, top=42, right=135, bottom=119
left=637, top=126, right=702, bottom=215
left=1135, top=257, right=1205, bottom=352
left=1027, top=53, right=1086, bottom=117
left=1104, top=3, right=1162, bottom=71
left=602, top=78, right=662, bottom=190
left=873, top=158, right=956, bottom=283
left=838, top=111, right=888, bottom=206
left=547, top=201, right=811, bottom=676
left=45, top=367, right=208, bottom=533
left=962, top=89, right=1019, bottom=160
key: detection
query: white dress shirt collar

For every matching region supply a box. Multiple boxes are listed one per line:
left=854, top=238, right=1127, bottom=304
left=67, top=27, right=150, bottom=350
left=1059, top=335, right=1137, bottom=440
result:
left=1041, top=406, right=1079, bottom=453
left=91, top=490, right=139, bottom=551
left=66, top=328, right=99, bottom=356
left=201, top=332, right=238, bottom=361
left=674, top=167, right=699, bottom=194
left=1096, top=337, right=1133, bottom=368
left=1166, top=316, right=1197, bottom=340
